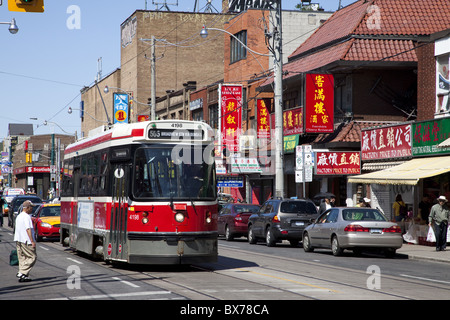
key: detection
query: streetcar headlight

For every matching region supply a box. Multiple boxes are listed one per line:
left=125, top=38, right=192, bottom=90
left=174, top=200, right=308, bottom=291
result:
left=175, top=212, right=185, bottom=223
left=142, top=212, right=149, bottom=224
left=205, top=211, right=212, bottom=224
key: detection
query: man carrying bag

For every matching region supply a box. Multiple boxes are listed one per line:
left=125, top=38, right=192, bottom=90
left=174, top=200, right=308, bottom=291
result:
left=13, top=200, right=37, bottom=282
left=429, top=196, right=450, bottom=252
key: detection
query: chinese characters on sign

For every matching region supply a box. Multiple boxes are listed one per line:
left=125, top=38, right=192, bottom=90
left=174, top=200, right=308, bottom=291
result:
left=113, top=93, right=129, bottom=124
left=256, top=98, right=271, bottom=139
left=220, top=84, right=242, bottom=152
left=412, top=118, right=450, bottom=156
left=305, top=74, right=334, bottom=133
left=283, top=107, right=303, bottom=136
left=316, top=151, right=361, bottom=175
left=361, top=124, right=411, bottom=160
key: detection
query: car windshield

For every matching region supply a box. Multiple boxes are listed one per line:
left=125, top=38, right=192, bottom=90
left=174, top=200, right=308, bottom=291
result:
left=280, top=201, right=317, bottom=214
left=234, top=205, right=260, bottom=213
left=133, top=145, right=216, bottom=200
left=13, top=198, right=42, bottom=212
left=342, top=209, right=388, bottom=221
left=40, top=206, right=61, bottom=217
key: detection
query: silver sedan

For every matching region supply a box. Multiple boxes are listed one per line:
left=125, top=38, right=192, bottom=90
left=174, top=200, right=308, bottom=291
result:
left=302, top=207, right=403, bottom=257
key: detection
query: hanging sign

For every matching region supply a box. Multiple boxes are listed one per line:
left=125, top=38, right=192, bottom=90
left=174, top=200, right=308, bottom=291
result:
left=305, top=73, right=334, bottom=133
left=316, top=151, right=361, bottom=175
left=220, top=84, right=242, bottom=152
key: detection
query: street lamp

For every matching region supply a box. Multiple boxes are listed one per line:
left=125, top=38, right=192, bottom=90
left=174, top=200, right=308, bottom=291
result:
left=199, top=0, right=285, bottom=198
left=0, top=18, right=19, bottom=34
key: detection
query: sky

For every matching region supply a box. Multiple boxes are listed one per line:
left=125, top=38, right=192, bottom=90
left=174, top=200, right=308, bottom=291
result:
left=0, top=0, right=354, bottom=141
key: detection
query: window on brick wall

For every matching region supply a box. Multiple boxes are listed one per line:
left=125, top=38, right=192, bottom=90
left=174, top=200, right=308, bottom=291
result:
left=230, top=30, right=247, bottom=64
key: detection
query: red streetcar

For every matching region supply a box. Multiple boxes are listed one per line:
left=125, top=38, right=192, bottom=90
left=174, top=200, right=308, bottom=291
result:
left=60, top=120, right=218, bottom=264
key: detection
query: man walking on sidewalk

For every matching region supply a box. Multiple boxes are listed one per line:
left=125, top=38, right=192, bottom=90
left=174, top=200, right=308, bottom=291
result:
left=429, top=195, right=450, bottom=252
left=13, top=200, right=37, bottom=282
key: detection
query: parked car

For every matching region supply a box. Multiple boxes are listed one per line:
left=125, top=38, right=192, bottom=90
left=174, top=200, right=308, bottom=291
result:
left=248, top=198, right=318, bottom=247
left=8, top=195, right=42, bottom=228
left=218, top=203, right=260, bottom=241
left=302, top=207, right=403, bottom=257
left=31, top=203, right=61, bottom=241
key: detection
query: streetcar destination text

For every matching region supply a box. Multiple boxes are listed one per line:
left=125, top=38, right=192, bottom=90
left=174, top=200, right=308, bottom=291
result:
left=148, top=128, right=203, bottom=140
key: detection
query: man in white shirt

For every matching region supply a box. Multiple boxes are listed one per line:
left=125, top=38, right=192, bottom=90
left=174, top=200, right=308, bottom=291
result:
left=13, top=200, right=37, bottom=282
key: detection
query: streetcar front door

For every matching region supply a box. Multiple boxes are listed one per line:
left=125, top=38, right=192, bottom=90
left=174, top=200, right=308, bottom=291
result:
left=110, top=164, right=129, bottom=261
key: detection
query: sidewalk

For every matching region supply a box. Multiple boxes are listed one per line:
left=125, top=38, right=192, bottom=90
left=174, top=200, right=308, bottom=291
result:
left=397, top=243, right=450, bottom=263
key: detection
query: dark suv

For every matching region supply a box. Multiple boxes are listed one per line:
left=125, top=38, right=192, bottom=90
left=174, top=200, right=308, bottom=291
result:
left=8, top=195, right=42, bottom=228
left=247, top=198, right=318, bottom=247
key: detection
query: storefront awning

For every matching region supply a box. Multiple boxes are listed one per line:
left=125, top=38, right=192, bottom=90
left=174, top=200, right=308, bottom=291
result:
left=438, top=137, right=450, bottom=148
left=348, top=156, right=450, bottom=185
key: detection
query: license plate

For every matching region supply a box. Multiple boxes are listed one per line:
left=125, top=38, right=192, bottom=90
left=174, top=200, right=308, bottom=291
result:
left=293, top=221, right=304, bottom=227
left=371, top=228, right=382, bottom=234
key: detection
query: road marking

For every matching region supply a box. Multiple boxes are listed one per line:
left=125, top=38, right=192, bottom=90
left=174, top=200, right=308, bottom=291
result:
left=400, top=274, right=450, bottom=285
left=67, top=258, right=83, bottom=264
left=49, top=291, right=172, bottom=300
left=38, top=245, right=49, bottom=251
left=112, top=276, right=140, bottom=288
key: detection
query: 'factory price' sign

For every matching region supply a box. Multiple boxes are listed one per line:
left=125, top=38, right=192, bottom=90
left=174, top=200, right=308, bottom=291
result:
left=361, top=124, right=411, bottom=160
left=305, top=74, right=334, bottom=133
left=316, top=151, right=361, bottom=175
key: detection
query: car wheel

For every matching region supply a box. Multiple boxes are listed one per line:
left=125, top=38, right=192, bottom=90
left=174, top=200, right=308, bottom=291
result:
left=331, top=236, right=343, bottom=256
left=303, top=233, right=314, bottom=252
left=265, top=227, right=276, bottom=247
left=225, top=225, right=234, bottom=241
left=248, top=225, right=257, bottom=244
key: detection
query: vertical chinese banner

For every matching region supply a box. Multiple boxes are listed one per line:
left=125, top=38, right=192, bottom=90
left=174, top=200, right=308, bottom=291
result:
left=305, top=73, right=334, bottom=133
left=283, top=107, right=303, bottom=136
left=256, top=98, right=271, bottom=139
left=220, top=84, right=242, bottom=152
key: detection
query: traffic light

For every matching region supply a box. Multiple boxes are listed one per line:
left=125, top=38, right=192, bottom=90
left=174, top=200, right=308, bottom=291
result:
left=8, top=0, right=44, bottom=13
left=26, top=152, right=32, bottom=163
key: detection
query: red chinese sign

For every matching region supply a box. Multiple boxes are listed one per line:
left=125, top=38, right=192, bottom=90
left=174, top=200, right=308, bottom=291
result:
left=305, top=73, right=334, bottom=133
left=316, top=151, right=361, bottom=175
left=283, top=107, right=303, bottom=136
left=220, top=84, right=242, bottom=152
left=256, top=98, right=271, bottom=139
left=361, top=124, right=411, bottom=160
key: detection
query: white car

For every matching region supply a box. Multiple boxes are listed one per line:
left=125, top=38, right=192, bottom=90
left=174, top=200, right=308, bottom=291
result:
left=302, top=207, right=403, bottom=257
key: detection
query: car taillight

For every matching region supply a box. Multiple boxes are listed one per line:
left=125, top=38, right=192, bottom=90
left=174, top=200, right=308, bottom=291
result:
left=382, top=225, right=402, bottom=233
left=344, top=224, right=369, bottom=232
left=235, top=214, right=242, bottom=221
left=272, top=215, right=280, bottom=223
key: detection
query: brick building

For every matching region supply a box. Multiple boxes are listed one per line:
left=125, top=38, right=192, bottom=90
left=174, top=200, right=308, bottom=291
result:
left=258, top=0, right=450, bottom=204
left=80, top=10, right=232, bottom=137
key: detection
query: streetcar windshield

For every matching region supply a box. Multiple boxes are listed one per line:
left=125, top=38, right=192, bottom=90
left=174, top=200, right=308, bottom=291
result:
left=133, top=145, right=216, bottom=200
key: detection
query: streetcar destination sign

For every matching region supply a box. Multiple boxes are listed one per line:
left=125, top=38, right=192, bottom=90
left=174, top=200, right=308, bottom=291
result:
left=148, top=128, right=204, bottom=140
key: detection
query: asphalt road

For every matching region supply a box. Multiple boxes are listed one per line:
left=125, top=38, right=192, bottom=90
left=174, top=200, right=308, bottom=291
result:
left=2, top=224, right=450, bottom=304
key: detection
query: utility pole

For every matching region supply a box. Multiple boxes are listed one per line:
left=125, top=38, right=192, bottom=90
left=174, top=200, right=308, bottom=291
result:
left=273, top=0, right=284, bottom=198
left=151, top=35, right=156, bottom=121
